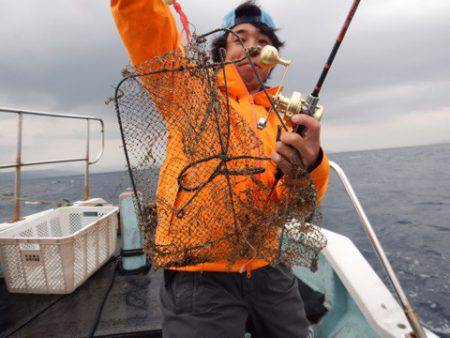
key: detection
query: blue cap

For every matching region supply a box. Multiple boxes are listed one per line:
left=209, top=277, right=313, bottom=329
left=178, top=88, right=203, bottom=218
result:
left=221, top=6, right=276, bottom=30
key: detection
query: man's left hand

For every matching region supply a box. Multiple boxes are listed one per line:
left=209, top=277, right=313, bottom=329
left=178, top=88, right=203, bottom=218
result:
left=270, top=114, right=321, bottom=177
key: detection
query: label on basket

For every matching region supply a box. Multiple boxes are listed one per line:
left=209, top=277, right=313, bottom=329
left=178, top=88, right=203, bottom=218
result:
left=83, top=211, right=99, bottom=217
left=21, top=250, right=42, bottom=266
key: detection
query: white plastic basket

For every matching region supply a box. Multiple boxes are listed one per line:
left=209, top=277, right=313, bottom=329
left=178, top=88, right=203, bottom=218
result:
left=0, top=205, right=118, bottom=294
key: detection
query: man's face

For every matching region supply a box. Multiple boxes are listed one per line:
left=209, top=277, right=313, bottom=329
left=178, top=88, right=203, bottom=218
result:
left=224, top=23, right=274, bottom=93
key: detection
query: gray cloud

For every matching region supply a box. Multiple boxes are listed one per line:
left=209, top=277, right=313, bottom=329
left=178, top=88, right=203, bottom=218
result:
left=1, top=0, right=449, bottom=172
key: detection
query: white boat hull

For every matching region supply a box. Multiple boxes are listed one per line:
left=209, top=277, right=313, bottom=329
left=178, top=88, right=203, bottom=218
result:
left=294, top=229, right=439, bottom=337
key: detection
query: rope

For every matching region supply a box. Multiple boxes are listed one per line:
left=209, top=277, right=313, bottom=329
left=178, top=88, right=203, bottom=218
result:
left=172, top=0, right=191, bottom=44
left=88, top=256, right=120, bottom=337
left=177, top=155, right=268, bottom=193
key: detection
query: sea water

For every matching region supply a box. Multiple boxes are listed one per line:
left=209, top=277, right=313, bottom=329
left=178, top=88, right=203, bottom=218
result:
left=322, top=143, right=450, bottom=337
left=1, top=143, right=449, bottom=336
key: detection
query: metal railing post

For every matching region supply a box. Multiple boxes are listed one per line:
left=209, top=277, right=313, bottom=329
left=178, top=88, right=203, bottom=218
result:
left=83, top=119, right=90, bottom=200
left=329, top=160, right=427, bottom=338
left=13, top=112, right=23, bottom=222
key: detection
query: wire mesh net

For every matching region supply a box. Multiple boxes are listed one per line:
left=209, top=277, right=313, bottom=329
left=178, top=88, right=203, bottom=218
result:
left=114, top=37, right=326, bottom=271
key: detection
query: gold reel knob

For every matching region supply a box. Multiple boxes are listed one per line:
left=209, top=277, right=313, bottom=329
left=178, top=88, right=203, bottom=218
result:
left=260, top=45, right=291, bottom=68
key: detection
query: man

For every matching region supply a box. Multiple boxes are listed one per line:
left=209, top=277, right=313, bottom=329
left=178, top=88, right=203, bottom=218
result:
left=111, top=1, right=330, bottom=337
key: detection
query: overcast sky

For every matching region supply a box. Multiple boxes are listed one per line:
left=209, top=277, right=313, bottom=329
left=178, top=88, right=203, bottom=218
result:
left=1, top=0, right=449, bottom=173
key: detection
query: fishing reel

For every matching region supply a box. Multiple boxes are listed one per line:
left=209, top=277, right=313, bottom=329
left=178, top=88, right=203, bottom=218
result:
left=261, top=91, right=324, bottom=129
left=256, top=46, right=324, bottom=130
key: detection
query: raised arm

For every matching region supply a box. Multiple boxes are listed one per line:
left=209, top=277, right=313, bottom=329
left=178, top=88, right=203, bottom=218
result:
left=111, top=0, right=182, bottom=66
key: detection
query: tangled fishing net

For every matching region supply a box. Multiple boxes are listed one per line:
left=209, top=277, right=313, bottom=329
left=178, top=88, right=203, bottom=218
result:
left=114, top=36, right=326, bottom=271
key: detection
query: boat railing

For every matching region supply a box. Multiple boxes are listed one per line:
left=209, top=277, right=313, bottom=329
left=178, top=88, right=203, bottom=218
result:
left=0, top=107, right=105, bottom=223
left=329, top=160, right=427, bottom=338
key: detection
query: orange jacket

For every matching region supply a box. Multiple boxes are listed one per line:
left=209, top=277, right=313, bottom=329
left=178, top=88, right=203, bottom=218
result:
left=111, top=0, right=330, bottom=273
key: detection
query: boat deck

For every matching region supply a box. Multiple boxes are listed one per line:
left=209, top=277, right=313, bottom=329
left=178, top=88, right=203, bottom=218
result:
left=0, top=259, right=163, bottom=338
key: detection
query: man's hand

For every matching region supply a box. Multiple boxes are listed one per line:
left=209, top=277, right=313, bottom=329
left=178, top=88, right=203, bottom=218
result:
left=270, top=114, right=321, bottom=177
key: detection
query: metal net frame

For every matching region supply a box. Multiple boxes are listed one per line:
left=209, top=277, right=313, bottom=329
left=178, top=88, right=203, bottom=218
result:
left=114, top=29, right=326, bottom=271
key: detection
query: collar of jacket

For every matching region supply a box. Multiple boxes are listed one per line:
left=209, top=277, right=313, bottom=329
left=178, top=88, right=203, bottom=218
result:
left=217, top=64, right=279, bottom=109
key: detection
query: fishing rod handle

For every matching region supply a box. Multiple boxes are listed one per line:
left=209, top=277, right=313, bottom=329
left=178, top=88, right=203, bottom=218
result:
left=273, top=93, right=319, bottom=181
left=273, top=122, right=307, bottom=181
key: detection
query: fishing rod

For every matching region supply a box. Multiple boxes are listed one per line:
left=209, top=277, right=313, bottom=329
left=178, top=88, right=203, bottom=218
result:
left=271, top=0, right=362, bottom=181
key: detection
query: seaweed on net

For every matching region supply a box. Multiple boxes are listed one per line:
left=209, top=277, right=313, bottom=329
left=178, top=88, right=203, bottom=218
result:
left=113, top=32, right=326, bottom=271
